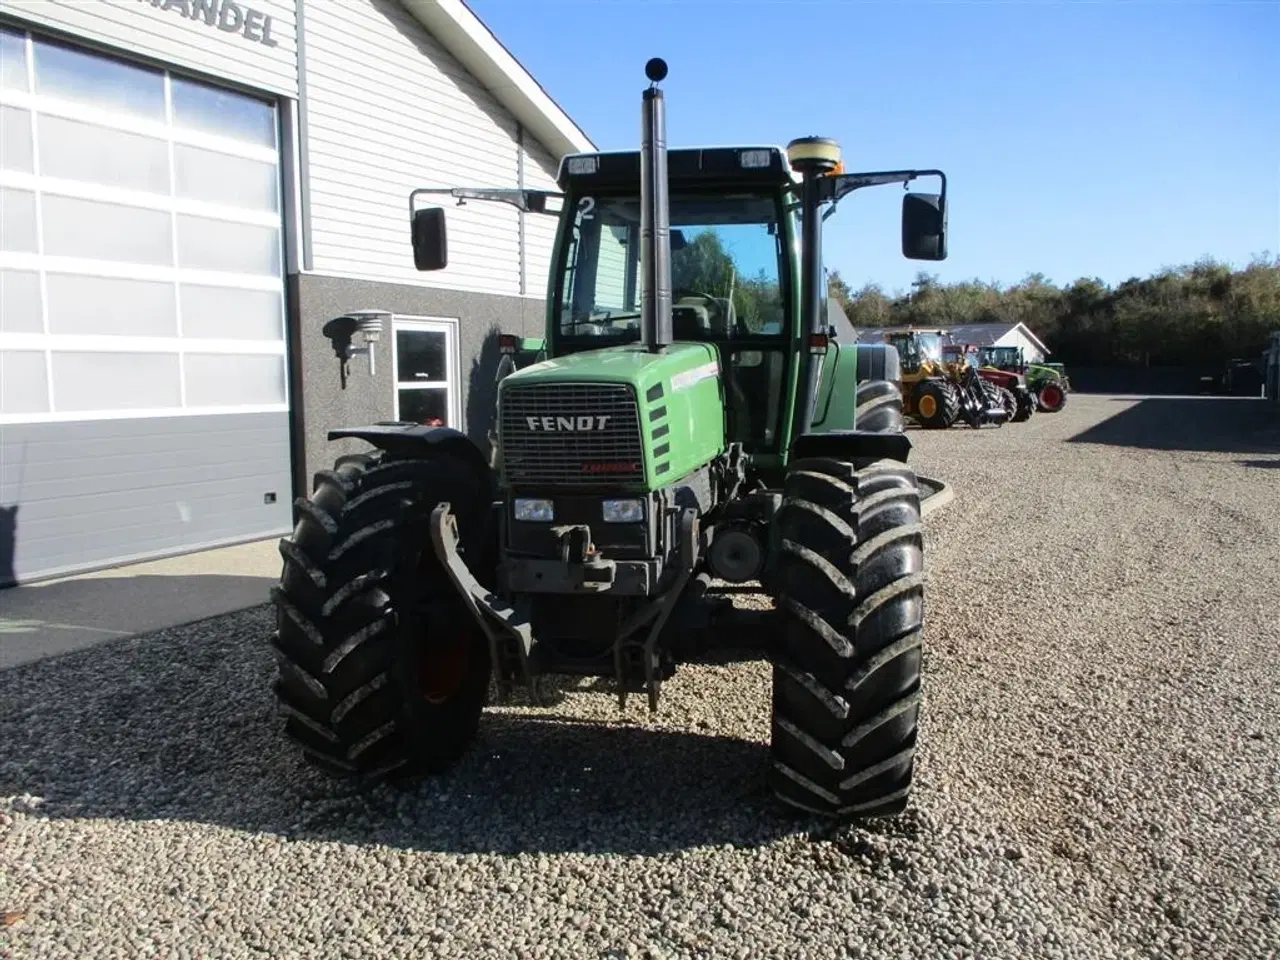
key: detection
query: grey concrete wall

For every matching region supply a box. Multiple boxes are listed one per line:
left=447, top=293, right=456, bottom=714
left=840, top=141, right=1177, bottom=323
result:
left=292, top=272, right=547, bottom=488
left=0, top=412, right=293, bottom=586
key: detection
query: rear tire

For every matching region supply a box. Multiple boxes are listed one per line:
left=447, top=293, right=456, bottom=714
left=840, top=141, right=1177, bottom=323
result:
left=770, top=457, right=925, bottom=819
left=855, top=379, right=904, bottom=433
left=912, top=379, right=958, bottom=429
left=270, top=450, right=496, bottom=781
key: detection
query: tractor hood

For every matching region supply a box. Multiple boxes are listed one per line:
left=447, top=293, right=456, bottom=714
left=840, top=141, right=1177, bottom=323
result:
left=495, top=342, right=728, bottom=492
left=501, top=341, right=720, bottom=396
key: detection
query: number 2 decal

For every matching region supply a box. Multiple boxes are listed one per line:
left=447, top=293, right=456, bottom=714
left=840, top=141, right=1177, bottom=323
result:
left=578, top=196, right=596, bottom=221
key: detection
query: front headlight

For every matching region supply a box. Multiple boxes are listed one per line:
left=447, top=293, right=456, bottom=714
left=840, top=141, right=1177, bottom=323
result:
left=601, top=498, right=644, bottom=523
left=513, top=498, right=554, bottom=522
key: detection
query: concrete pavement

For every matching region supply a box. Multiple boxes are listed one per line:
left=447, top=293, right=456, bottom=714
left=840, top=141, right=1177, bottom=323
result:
left=0, top=537, right=281, bottom=669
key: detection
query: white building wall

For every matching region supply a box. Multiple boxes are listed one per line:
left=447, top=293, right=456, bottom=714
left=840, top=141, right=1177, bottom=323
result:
left=520, top=133, right=561, bottom=298
left=994, top=327, right=1047, bottom=364
left=0, top=0, right=299, bottom=96
left=301, top=0, right=562, bottom=297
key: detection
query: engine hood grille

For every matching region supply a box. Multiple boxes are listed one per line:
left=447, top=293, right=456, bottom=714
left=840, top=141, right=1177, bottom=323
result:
left=499, top=381, right=645, bottom=486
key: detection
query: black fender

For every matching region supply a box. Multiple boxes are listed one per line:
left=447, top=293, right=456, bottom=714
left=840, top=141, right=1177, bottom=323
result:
left=854, top=343, right=902, bottom=384
left=790, top=428, right=912, bottom=465
left=328, top=422, right=493, bottom=496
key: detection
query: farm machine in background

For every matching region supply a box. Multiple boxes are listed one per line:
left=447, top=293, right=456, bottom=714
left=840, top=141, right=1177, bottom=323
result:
left=943, top=343, right=1036, bottom=423
left=883, top=328, right=1009, bottom=429
left=978, top=345, right=1070, bottom=413
left=268, top=58, right=952, bottom=820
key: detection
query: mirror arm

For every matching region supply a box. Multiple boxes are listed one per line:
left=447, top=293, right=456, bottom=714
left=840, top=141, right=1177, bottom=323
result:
left=409, top=186, right=564, bottom=217
left=819, top=168, right=948, bottom=208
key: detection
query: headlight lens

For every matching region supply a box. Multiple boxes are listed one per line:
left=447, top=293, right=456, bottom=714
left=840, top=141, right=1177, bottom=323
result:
left=601, top=498, right=644, bottom=523
left=513, top=498, right=554, bottom=522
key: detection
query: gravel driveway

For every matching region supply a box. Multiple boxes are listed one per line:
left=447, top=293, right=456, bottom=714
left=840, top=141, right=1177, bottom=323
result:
left=3, top=394, right=1279, bottom=959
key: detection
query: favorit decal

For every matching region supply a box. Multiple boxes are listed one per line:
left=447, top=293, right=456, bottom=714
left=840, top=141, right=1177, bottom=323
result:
left=135, top=0, right=281, bottom=48
left=669, top=360, right=719, bottom=393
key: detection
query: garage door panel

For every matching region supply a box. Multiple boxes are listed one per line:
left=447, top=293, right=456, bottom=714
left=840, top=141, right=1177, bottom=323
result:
left=42, top=194, right=175, bottom=264
left=174, top=144, right=279, bottom=212
left=179, top=285, right=282, bottom=341
left=38, top=113, right=171, bottom=194
left=170, top=76, right=278, bottom=148
left=1, top=414, right=292, bottom=583
left=1, top=105, right=34, bottom=172
left=0, top=350, right=49, bottom=415
left=20, top=465, right=290, bottom=518
left=176, top=215, right=280, bottom=276
left=46, top=274, right=179, bottom=337
left=0, top=187, right=37, bottom=252
left=184, top=354, right=287, bottom=408
left=0, top=268, right=42, bottom=332
left=32, top=34, right=167, bottom=121
left=1, top=418, right=293, bottom=473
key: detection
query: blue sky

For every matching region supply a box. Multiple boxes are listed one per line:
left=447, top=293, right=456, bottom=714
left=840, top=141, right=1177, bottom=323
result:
left=468, top=0, right=1279, bottom=297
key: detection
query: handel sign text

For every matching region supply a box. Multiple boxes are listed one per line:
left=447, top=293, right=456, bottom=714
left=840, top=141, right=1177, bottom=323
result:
left=135, top=0, right=280, bottom=48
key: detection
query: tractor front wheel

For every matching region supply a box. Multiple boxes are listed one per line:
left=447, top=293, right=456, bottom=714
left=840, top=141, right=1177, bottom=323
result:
left=912, top=380, right=958, bottom=429
left=1037, top=381, right=1068, bottom=413
left=770, top=457, right=925, bottom=819
left=270, top=450, right=496, bottom=781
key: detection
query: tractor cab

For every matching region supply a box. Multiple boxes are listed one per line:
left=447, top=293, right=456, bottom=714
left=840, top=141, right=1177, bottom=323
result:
left=979, top=345, right=1025, bottom=372
left=547, top=146, right=801, bottom=454
left=882, top=328, right=951, bottom=375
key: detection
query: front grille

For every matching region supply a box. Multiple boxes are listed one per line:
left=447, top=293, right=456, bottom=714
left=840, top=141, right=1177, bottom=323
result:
left=499, top=382, right=645, bottom=486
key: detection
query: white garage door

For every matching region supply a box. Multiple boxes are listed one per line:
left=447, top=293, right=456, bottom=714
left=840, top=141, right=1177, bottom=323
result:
left=0, top=24, right=293, bottom=584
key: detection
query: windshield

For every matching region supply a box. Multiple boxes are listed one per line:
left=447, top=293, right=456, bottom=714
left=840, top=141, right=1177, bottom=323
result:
left=890, top=332, right=946, bottom=364
left=983, top=347, right=1021, bottom=366
left=556, top=190, right=787, bottom=341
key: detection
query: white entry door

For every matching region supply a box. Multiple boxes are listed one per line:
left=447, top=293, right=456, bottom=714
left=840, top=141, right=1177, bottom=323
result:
left=392, top=317, right=459, bottom=428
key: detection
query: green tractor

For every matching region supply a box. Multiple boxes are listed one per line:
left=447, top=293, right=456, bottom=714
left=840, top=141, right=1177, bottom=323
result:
left=978, top=345, right=1069, bottom=413
left=269, top=59, right=950, bottom=820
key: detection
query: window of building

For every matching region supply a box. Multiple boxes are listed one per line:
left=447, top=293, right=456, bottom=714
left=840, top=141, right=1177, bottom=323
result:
left=392, top=317, right=459, bottom=427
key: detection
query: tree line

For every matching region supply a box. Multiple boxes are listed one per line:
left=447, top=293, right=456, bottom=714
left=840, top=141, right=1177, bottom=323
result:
left=829, top=255, right=1280, bottom=369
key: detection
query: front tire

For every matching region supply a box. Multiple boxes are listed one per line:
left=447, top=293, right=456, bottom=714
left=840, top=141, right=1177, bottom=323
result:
left=771, top=457, right=926, bottom=819
left=912, top=379, right=958, bottom=429
left=270, top=450, right=496, bottom=781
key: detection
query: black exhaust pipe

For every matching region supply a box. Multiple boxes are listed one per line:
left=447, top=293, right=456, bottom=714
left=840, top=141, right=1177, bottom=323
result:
left=639, top=58, right=672, bottom=353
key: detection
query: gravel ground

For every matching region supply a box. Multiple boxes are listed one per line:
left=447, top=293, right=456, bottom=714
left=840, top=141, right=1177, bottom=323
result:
left=3, top=394, right=1279, bottom=960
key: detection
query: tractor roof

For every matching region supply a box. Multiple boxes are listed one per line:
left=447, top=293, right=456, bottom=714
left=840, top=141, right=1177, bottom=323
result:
left=557, top=145, right=799, bottom=192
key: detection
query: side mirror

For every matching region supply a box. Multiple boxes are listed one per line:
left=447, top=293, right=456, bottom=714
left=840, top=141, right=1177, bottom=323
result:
left=670, top=229, right=688, bottom=251
left=412, top=207, right=448, bottom=271
left=902, top=192, right=947, bottom=261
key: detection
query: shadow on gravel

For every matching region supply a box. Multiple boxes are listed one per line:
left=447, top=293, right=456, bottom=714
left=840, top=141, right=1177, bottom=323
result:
left=1238, top=458, right=1280, bottom=470
left=1068, top=397, right=1280, bottom=454
left=0, top=606, right=807, bottom=856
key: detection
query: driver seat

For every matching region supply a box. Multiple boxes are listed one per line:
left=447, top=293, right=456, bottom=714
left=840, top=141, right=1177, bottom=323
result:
left=672, top=301, right=712, bottom=340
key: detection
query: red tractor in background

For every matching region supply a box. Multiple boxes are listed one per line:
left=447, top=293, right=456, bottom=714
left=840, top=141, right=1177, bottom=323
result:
left=942, top=343, right=1036, bottom=423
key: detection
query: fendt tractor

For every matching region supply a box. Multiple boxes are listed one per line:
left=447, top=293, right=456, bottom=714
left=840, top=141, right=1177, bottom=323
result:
left=269, top=60, right=950, bottom=820
left=978, top=345, right=1069, bottom=413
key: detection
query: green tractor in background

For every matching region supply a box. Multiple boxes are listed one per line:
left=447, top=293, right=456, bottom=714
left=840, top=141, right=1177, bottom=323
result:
left=979, top=345, right=1070, bottom=413
left=269, top=59, right=950, bottom=820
